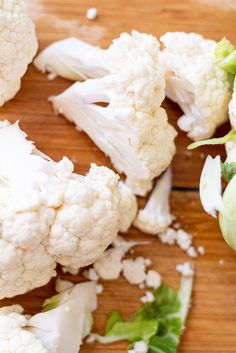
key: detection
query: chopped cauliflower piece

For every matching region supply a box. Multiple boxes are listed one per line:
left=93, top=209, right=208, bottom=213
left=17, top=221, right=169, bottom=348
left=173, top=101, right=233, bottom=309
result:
left=83, top=268, right=100, bottom=281
left=186, top=246, right=198, bottom=258
left=140, top=291, right=155, bottom=304
left=176, top=229, right=192, bottom=251
left=95, top=283, right=104, bottom=294
left=160, top=32, right=232, bottom=141
left=134, top=168, right=173, bottom=234
left=176, top=262, right=194, bottom=277
left=49, top=31, right=176, bottom=196
left=0, top=0, right=38, bottom=106
left=86, top=7, right=98, bottom=20
left=145, top=270, right=162, bottom=289
left=0, top=121, right=131, bottom=298
left=197, top=246, right=206, bottom=255
left=122, top=257, right=148, bottom=285
left=159, top=227, right=177, bottom=245
left=93, top=237, right=145, bottom=280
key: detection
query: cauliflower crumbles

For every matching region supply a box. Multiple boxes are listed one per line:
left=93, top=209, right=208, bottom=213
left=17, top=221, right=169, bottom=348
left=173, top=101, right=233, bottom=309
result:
left=0, top=0, right=38, bottom=106
left=35, top=31, right=177, bottom=196
left=160, top=32, right=232, bottom=140
left=0, top=121, right=137, bottom=299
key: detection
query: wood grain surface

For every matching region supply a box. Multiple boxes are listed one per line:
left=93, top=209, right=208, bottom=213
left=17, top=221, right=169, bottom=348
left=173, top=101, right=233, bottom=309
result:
left=1, top=0, right=236, bottom=352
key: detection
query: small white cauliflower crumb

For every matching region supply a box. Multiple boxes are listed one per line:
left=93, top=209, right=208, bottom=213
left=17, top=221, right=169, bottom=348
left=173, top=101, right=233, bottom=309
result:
left=122, top=257, right=148, bottom=285
left=134, top=341, right=149, bottom=353
left=95, top=283, right=104, bottom=294
left=176, top=229, right=192, bottom=251
left=83, top=268, right=99, bottom=281
left=86, top=335, right=96, bottom=343
left=144, top=258, right=152, bottom=266
left=176, top=262, right=194, bottom=277
left=86, top=7, right=98, bottom=20
left=197, top=246, right=205, bottom=255
left=140, top=291, right=154, bottom=303
left=159, top=227, right=177, bottom=245
left=186, top=246, right=198, bottom=258
left=219, top=259, right=225, bottom=266
left=145, top=270, right=162, bottom=289
left=55, top=278, right=74, bottom=293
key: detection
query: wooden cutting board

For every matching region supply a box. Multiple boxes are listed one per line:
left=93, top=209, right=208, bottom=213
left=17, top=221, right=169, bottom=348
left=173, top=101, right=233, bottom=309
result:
left=1, top=0, right=236, bottom=351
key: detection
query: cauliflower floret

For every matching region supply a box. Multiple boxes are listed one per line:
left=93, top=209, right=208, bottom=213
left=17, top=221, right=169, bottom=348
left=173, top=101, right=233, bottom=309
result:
left=0, top=121, right=129, bottom=298
left=160, top=32, right=232, bottom=141
left=229, top=92, right=236, bottom=128
left=50, top=32, right=176, bottom=196
left=134, top=168, right=173, bottom=234
left=0, top=0, right=38, bottom=106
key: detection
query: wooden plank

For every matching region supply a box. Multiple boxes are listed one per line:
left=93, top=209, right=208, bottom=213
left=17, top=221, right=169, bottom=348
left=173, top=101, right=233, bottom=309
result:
left=1, top=0, right=236, bottom=352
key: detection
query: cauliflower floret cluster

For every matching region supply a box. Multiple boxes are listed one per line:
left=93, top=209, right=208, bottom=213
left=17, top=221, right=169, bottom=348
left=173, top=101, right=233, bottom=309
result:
left=160, top=32, right=232, bottom=141
left=0, top=121, right=136, bottom=299
left=36, top=31, right=177, bottom=196
left=0, top=0, right=38, bottom=106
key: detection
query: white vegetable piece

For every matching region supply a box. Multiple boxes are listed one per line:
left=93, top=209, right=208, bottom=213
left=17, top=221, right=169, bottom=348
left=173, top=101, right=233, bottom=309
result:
left=0, top=121, right=134, bottom=298
left=93, top=236, right=147, bottom=280
left=133, top=341, right=149, bottom=353
left=122, top=257, right=148, bottom=285
left=145, top=270, right=162, bottom=288
left=49, top=31, right=176, bottom=196
left=159, top=227, right=177, bottom=245
left=160, top=32, right=232, bottom=141
left=55, top=278, right=74, bottom=293
left=0, top=0, right=38, bottom=106
left=118, top=181, right=138, bottom=232
left=176, top=229, right=192, bottom=251
left=199, top=155, right=224, bottom=217
left=34, top=37, right=108, bottom=81
left=0, top=282, right=97, bottom=353
left=86, top=7, right=98, bottom=20
left=134, top=168, right=173, bottom=234
left=229, top=92, right=236, bottom=128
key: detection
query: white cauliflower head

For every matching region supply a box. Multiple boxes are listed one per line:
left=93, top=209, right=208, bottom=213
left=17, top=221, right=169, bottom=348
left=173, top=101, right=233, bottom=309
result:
left=160, top=32, right=232, bottom=141
left=0, top=121, right=131, bottom=298
left=50, top=31, right=176, bottom=196
left=0, top=0, right=38, bottom=106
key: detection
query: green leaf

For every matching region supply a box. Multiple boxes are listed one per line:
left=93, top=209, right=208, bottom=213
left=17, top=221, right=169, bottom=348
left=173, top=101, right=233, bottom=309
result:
left=42, top=293, right=62, bottom=312
left=219, top=50, right=236, bottom=75
left=148, top=333, right=178, bottom=353
left=134, top=285, right=181, bottom=322
left=222, top=162, right=236, bottom=182
left=188, top=130, right=236, bottom=150
left=106, top=320, right=158, bottom=342
left=215, top=38, right=235, bottom=64
left=105, top=311, right=123, bottom=334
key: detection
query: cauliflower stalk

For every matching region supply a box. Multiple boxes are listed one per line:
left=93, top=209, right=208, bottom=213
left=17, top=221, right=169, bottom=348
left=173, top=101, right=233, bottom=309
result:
left=36, top=31, right=177, bottom=196
left=0, top=281, right=97, bottom=353
left=134, top=167, right=173, bottom=234
left=0, top=0, right=38, bottom=106
left=0, top=120, right=136, bottom=299
left=160, top=32, right=232, bottom=141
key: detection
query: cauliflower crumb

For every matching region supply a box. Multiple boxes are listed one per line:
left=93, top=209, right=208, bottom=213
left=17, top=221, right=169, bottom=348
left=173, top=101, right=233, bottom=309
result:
left=173, top=222, right=181, bottom=229
left=186, top=246, right=198, bottom=258
left=134, top=341, right=149, bottom=353
left=145, top=270, right=162, bottom=289
left=86, top=7, right=98, bottom=20
left=159, top=227, right=177, bottom=245
left=95, top=283, right=104, bottom=294
left=219, top=259, right=225, bottom=266
left=140, top=291, right=155, bottom=304
left=86, top=335, right=96, bottom=343
left=197, top=245, right=206, bottom=255
left=176, top=229, right=192, bottom=251
left=176, top=262, right=194, bottom=277
left=122, top=257, right=148, bottom=285
left=138, top=282, right=146, bottom=290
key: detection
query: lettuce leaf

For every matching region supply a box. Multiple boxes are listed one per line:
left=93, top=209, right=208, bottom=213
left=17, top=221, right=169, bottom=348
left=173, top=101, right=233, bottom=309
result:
left=188, top=130, right=236, bottom=150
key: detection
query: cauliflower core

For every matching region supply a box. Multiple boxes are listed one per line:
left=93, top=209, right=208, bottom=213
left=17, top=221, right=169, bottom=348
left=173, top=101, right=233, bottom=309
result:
left=0, top=121, right=135, bottom=299
left=37, top=30, right=176, bottom=196
left=0, top=0, right=38, bottom=106
left=160, top=32, right=232, bottom=141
